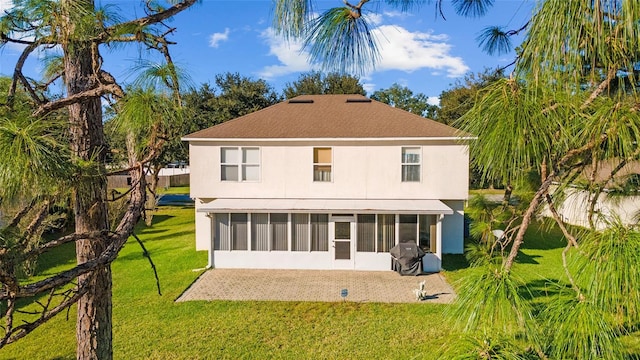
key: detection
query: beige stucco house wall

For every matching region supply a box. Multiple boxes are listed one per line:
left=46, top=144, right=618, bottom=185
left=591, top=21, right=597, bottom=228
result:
left=183, top=94, right=471, bottom=272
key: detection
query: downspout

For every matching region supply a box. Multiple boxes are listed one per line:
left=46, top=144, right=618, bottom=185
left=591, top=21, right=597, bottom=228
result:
left=206, top=213, right=214, bottom=269
left=437, top=214, right=444, bottom=270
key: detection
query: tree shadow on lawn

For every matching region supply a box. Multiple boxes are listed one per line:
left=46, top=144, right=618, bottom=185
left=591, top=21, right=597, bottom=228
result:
left=34, top=241, right=76, bottom=276
left=519, top=222, right=568, bottom=251
left=514, top=251, right=543, bottom=265
left=144, top=214, right=175, bottom=225
left=133, top=228, right=168, bottom=236
left=518, top=278, right=571, bottom=303
left=115, top=243, right=185, bottom=262
left=442, top=254, right=469, bottom=271
left=132, top=230, right=192, bottom=243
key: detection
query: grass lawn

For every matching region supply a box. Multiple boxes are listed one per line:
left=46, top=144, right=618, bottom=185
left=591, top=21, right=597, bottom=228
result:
left=1, top=207, right=638, bottom=359
left=159, top=186, right=190, bottom=195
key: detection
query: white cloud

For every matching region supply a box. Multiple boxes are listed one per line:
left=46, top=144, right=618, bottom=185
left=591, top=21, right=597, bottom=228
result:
left=257, top=28, right=315, bottom=79
left=258, top=22, right=468, bottom=82
left=383, top=10, right=410, bottom=18
left=209, top=28, right=230, bottom=48
left=362, top=83, right=376, bottom=94
left=373, top=25, right=469, bottom=77
left=427, top=96, right=440, bottom=106
left=364, top=13, right=383, bottom=26
left=0, top=0, right=12, bottom=13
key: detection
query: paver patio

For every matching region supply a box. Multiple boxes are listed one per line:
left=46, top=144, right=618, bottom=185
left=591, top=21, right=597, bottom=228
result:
left=176, top=269, right=456, bottom=304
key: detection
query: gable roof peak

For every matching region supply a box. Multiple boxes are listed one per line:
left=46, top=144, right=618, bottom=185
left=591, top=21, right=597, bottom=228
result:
left=184, top=94, right=465, bottom=140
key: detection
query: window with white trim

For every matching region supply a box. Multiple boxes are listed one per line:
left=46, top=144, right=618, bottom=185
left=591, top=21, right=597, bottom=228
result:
left=221, top=147, right=260, bottom=181
left=313, top=147, right=332, bottom=182
left=401, top=147, right=420, bottom=182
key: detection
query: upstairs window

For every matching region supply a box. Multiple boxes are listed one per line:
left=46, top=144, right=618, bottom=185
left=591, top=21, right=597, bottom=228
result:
left=401, top=147, right=420, bottom=182
left=313, top=147, right=332, bottom=182
left=221, top=147, right=260, bottom=182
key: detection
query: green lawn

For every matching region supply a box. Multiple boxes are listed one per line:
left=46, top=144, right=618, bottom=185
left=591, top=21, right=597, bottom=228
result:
left=1, top=207, right=638, bottom=359
left=159, top=185, right=190, bottom=195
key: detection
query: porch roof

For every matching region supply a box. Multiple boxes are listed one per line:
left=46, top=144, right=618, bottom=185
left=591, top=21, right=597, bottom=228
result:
left=197, top=198, right=453, bottom=215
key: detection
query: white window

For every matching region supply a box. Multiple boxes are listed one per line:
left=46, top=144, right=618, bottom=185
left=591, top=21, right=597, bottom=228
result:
left=401, top=147, right=420, bottom=182
left=221, top=147, right=260, bottom=182
left=313, top=147, right=332, bottom=182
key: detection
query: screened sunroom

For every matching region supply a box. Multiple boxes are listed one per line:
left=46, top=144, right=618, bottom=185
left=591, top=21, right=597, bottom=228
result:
left=200, top=198, right=451, bottom=272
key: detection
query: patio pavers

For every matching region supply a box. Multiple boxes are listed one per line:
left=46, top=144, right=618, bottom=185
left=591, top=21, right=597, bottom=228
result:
left=176, top=269, right=456, bottom=304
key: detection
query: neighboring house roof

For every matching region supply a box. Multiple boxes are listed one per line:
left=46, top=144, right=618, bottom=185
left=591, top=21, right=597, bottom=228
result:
left=183, top=94, right=469, bottom=140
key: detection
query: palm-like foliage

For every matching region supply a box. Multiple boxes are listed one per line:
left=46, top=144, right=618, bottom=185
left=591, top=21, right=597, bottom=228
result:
left=574, top=222, right=640, bottom=324
left=442, top=333, right=530, bottom=360
left=518, top=0, right=640, bottom=92
left=129, top=60, right=194, bottom=97
left=445, top=267, right=535, bottom=338
left=273, top=0, right=500, bottom=74
left=452, top=0, right=494, bottom=18
left=0, top=116, right=70, bottom=202
left=457, top=79, right=567, bottom=186
left=111, top=87, right=177, bottom=141
left=303, top=7, right=379, bottom=75
left=541, top=297, right=623, bottom=360
left=272, top=0, right=313, bottom=40
left=476, top=26, right=513, bottom=55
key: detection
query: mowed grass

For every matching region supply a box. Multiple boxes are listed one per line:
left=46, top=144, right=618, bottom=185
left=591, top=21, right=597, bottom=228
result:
left=159, top=185, right=190, bottom=195
left=1, top=207, right=453, bottom=359
left=2, top=206, right=638, bottom=359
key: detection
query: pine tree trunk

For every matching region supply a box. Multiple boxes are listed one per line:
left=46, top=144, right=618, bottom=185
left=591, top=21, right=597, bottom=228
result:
left=145, top=163, right=162, bottom=226
left=62, top=0, right=113, bottom=358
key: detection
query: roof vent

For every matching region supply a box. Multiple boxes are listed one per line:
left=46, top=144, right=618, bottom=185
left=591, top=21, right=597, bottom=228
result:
left=346, top=98, right=372, bottom=103
left=288, top=99, right=314, bottom=104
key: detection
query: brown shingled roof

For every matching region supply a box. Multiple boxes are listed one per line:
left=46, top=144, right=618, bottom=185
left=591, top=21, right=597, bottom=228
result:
left=183, top=94, right=465, bottom=139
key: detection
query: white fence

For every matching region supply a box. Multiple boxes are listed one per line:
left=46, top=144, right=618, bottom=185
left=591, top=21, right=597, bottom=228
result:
left=544, top=186, right=640, bottom=230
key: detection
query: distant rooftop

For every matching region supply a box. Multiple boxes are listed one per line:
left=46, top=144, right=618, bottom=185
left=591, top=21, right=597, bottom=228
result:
left=183, top=94, right=468, bottom=140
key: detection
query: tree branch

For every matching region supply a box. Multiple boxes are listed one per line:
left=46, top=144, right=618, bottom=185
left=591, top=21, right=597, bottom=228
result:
left=503, top=134, right=607, bottom=272
left=7, top=198, right=38, bottom=229
left=131, top=233, right=161, bottom=296
left=545, top=194, right=578, bottom=248
left=0, top=33, right=35, bottom=45
left=581, top=67, right=617, bottom=110
left=94, top=0, right=197, bottom=43
left=32, top=83, right=124, bottom=117
left=8, top=42, right=47, bottom=107
left=24, top=231, right=108, bottom=260
left=344, top=0, right=369, bottom=18
left=1, top=275, right=93, bottom=346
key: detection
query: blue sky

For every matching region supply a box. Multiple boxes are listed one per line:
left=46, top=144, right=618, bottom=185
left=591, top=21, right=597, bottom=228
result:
left=0, top=0, right=533, bottom=104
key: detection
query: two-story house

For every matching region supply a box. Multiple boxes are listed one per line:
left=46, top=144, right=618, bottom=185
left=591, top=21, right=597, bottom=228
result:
left=182, top=94, right=470, bottom=272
